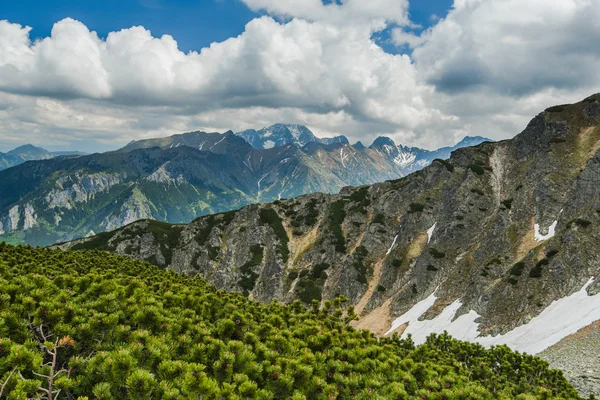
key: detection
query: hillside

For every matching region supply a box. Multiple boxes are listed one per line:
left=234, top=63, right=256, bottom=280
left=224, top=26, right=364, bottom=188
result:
left=0, top=129, right=482, bottom=246
left=0, top=144, right=84, bottom=171
left=61, top=94, right=600, bottom=395
left=0, top=244, right=584, bottom=399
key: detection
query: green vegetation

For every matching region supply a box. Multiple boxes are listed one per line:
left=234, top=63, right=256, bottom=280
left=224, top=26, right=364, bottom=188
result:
left=259, top=208, right=289, bottom=263
left=239, top=245, right=264, bottom=295
left=433, top=158, right=455, bottom=172
left=408, top=203, right=425, bottom=213
left=501, top=199, right=514, bottom=210
left=328, top=200, right=347, bottom=253
left=546, top=105, right=568, bottom=113
left=429, top=248, right=446, bottom=259
left=377, top=285, right=386, bottom=292
left=290, top=199, right=320, bottom=229
left=346, top=187, right=371, bottom=215
left=390, top=259, right=402, bottom=268
left=296, top=279, right=323, bottom=304
left=146, top=221, right=185, bottom=265
left=0, top=245, right=585, bottom=399
left=471, top=188, right=485, bottom=196
left=567, top=218, right=592, bottom=229
left=372, top=213, right=385, bottom=225
left=510, top=261, right=526, bottom=276
left=530, top=258, right=550, bottom=278
left=311, top=263, right=330, bottom=279
left=426, top=264, right=438, bottom=272
left=468, top=160, right=486, bottom=176
left=352, top=246, right=371, bottom=284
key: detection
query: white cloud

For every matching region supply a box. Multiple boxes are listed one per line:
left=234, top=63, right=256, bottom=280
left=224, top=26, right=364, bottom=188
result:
left=0, top=0, right=600, bottom=153
left=406, top=0, right=600, bottom=95
left=240, top=0, right=411, bottom=27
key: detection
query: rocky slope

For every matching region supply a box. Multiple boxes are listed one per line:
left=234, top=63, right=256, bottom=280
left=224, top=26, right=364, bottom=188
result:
left=60, top=94, right=600, bottom=394
left=0, top=144, right=84, bottom=171
left=1, top=128, right=482, bottom=246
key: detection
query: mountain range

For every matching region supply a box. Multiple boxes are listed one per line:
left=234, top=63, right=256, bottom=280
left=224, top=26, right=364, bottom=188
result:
left=236, top=123, right=349, bottom=149
left=0, top=127, right=488, bottom=246
left=0, top=144, right=85, bottom=171
left=58, top=94, right=600, bottom=396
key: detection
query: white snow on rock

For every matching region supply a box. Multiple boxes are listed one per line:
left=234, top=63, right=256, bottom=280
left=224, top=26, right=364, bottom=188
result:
left=257, top=174, right=269, bottom=190
left=210, top=136, right=226, bottom=150
left=534, top=220, right=558, bottom=242
left=264, top=140, right=275, bottom=149
left=386, top=278, right=600, bottom=355
left=386, top=235, right=398, bottom=255
left=427, top=223, right=436, bottom=244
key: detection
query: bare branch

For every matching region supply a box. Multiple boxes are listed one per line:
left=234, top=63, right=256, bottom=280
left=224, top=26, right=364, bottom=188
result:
left=0, top=368, right=16, bottom=398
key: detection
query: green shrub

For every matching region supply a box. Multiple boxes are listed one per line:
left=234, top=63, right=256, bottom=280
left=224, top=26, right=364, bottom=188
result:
left=468, top=163, right=485, bottom=176
left=429, top=248, right=446, bottom=259
left=509, top=262, right=526, bottom=276
left=372, top=214, right=385, bottom=225
left=529, top=258, right=549, bottom=278
left=471, top=188, right=484, bottom=196
left=501, top=199, right=514, bottom=210
left=408, top=203, right=425, bottom=213
left=546, top=105, right=567, bottom=113
left=238, top=244, right=264, bottom=294
left=433, top=159, right=455, bottom=172
left=311, top=263, right=330, bottom=279
left=567, top=218, right=592, bottom=228
left=426, top=264, right=438, bottom=272
left=259, top=208, right=289, bottom=263
left=328, top=200, right=347, bottom=253
left=377, top=285, right=386, bottom=292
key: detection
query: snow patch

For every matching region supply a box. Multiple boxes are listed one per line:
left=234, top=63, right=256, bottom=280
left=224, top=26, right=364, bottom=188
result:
left=257, top=174, right=269, bottom=190
left=264, top=140, right=275, bottom=149
left=534, top=220, right=558, bottom=242
left=386, top=235, right=398, bottom=255
left=386, top=278, right=600, bottom=355
left=340, top=147, right=350, bottom=168
left=427, top=223, right=436, bottom=244
left=210, top=136, right=226, bottom=150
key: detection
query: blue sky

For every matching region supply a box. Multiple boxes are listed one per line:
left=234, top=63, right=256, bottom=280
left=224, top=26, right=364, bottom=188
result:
left=0, top=0, right=452, bottom=53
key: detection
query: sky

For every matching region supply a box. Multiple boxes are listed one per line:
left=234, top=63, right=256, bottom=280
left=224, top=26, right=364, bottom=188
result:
left=0, top=0, right=599, bottom=153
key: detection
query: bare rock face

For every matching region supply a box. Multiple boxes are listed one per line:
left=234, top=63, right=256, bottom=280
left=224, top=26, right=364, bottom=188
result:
left=59, top=94, right=600, bottom=395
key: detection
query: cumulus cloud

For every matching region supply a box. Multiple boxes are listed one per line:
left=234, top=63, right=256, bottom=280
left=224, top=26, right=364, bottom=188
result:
left=240, top=0, right=411, bottom=28
left=0, top=16, right=437, bottom=143
left=0, top=0, right=599, bottom=153
left=403, top=0, right=600, bottom=96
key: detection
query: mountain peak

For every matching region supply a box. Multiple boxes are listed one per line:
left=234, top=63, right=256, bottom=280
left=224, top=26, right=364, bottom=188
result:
left=236, top=123, right=349, bottom=150
left=370, top=136, right=396, bottom=149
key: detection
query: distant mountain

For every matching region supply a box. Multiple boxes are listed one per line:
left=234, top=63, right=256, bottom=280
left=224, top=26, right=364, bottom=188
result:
left=236, top=123, right=490, bottom=174
left=0, top=128, right=489, bottom=246
left=236, top=123, right=349, bottom=149
left=369, top=135, right=491, bottom=174
left=0, top=144, right=85, bottom=171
